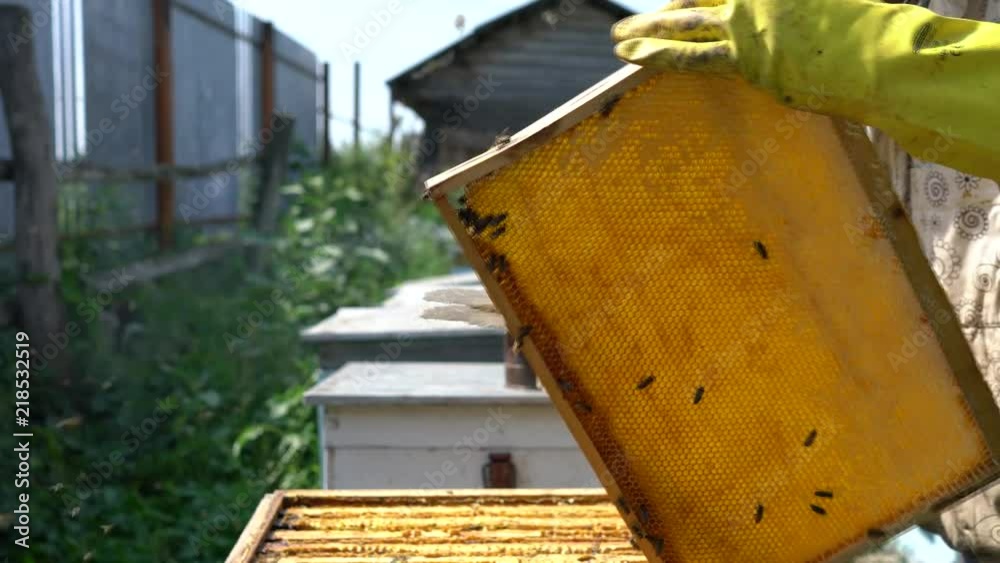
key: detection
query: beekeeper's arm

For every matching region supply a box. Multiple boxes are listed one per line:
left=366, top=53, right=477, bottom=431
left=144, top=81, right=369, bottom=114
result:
left=612, top=0, right=1000, bottom=181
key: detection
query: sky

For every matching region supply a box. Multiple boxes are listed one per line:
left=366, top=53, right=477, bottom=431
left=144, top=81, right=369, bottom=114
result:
left=226, top=2, right=965, bottom=561
left=230, top=0, right=663, bottom=145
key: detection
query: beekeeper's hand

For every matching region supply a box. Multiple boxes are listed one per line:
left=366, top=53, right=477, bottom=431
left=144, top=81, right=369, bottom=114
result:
left=612, top=0, right=1000, bottom=181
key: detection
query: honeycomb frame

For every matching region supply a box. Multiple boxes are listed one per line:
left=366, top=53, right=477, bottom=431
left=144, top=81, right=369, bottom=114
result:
left=426, top=65, right=1000, bottom=563
left=227, top=489, right=644, bottom=562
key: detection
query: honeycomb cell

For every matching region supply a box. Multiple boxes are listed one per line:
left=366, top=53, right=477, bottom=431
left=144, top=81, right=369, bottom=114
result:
left=435, top=69, right=998, bottom=563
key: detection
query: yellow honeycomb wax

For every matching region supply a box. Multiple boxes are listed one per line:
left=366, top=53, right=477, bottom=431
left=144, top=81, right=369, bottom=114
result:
left=455, top=71, right=994, bottom=563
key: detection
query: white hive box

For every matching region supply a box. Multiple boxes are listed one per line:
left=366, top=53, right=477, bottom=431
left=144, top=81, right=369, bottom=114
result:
left=304, top=362, right=599, bottom=489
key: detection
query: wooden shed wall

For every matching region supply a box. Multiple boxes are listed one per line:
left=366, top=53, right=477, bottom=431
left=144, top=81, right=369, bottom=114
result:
left=394, top=2, right=628, bottom=179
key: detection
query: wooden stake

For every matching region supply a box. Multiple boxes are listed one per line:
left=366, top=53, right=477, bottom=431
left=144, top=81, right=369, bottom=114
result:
left=353, top=61, right=361, bottom=150
left=261, top=22, right=275, bottom=134
left=322, top=62, right=331, bottom=164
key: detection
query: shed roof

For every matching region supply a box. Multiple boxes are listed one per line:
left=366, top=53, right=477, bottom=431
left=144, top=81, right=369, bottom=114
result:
left=227, top=489, right=643, bottom=563
left=387, top=0, right=633, bottom=89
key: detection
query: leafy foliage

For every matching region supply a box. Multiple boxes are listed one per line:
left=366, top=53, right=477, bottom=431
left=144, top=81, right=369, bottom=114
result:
left=0, top=141, right=451, bottom=562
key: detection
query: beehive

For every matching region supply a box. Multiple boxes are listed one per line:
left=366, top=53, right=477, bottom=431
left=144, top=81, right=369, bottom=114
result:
left=226, top=489, right=642, bottom=562
left=425, top=65, right=1000, bottom=563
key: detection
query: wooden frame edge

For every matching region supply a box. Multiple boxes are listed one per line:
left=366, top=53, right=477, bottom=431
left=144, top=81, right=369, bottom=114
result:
left=805, top=118, right=1000, bottom=560
left=423, top=64, right=657, bottom=199
left=225, top=491, right=285, bottom=563
left=281, top=488, right=610, bottom=501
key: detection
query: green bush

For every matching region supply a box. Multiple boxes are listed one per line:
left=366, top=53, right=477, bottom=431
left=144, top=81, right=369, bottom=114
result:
left=0, top=141, right=452, bottom=562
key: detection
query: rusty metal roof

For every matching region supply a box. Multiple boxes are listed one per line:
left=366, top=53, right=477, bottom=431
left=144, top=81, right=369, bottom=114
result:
left=227, top=489, right=644, bottom=563
left=386, top=0, right=633, bottom=89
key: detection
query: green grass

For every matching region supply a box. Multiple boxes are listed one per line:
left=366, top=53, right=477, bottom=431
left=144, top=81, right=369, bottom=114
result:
left=0, top=142, right=452, bottom=562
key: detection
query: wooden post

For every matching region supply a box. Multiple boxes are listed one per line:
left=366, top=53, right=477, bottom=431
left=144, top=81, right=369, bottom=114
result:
left=388, top=99, right=398, bottom=146
left=261, top=22, right=275, bottom=136
left=322, top=62, right=331, bottom=165
left=353, top=61, right=360, bottom=150
left=256, top=23, right=278, bottom=267
left=251, top=114, right=295, bottom=270
left=0, top=6, right=69, bottom=375
left=254, top=114, right=295, bottom=234
left=153, top=0, right=175, bottom=251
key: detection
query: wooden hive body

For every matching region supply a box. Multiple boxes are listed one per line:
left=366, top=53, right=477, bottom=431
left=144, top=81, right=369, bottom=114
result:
left=227, top=489, right=642, bottom=562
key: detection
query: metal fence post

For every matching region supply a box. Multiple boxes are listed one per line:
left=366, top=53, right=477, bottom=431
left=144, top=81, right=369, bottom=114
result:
left=153, top=0, right=175, bottom=251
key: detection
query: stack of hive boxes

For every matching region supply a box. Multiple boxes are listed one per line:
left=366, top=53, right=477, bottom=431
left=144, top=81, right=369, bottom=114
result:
left=301, top=272, right=599, bottom=490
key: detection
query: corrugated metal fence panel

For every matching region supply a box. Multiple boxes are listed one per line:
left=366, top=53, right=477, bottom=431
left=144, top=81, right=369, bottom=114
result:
left=172, top=0, right=241, bottom=224
left=0, top=0, right=57, bottom=244
left=81, top=0, right=156, bottom=230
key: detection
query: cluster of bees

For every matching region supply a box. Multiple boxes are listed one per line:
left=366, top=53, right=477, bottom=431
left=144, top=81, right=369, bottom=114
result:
left=458, top=194, right=511, bottom=279
left=458, top=195, right=509, bottom=241
left=615, top=495, right=665, bottom=557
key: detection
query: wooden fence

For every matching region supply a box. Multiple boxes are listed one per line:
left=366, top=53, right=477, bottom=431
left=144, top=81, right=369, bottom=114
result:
left=0, top=0, right=333, bottom=255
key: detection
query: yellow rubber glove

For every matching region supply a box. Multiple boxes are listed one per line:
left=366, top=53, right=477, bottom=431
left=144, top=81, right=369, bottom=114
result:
left=612, top=0, right=1000, bottom=181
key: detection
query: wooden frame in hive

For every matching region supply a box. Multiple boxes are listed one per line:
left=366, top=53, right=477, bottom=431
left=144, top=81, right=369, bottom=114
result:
left=226, top=489, right=642, bottom=562
left=426, top=65, right=1000, bottom=563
